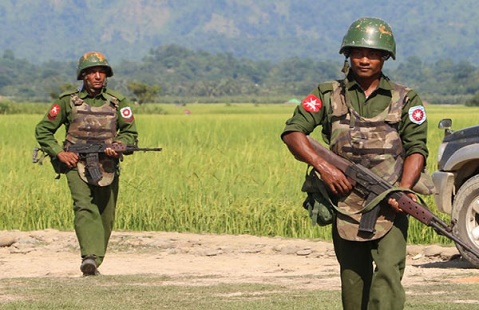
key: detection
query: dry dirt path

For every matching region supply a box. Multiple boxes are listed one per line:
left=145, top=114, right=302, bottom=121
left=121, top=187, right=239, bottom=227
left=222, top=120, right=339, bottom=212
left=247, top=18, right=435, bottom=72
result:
left=1, top=229, right=479, bottom=290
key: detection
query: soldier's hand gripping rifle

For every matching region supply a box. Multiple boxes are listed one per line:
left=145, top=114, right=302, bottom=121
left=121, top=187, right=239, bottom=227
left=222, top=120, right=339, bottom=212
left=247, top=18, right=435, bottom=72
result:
left=307, top=136, right=479, bottom=260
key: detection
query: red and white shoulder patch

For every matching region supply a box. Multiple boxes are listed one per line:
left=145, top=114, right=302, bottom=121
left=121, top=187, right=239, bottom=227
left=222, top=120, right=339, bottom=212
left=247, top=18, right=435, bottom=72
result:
left=120, top=107, right=134, bottom=122
left=47, top=104, right=60, bottom=121
left=301, top=94, right=322, bottom=113
left=408, top=106, right=426, bottom=125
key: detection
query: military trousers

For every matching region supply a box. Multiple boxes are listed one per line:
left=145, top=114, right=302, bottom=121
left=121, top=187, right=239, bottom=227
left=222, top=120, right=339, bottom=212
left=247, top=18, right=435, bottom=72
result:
left=332, top=213, right=408, bottom=310
left=66, top=169, right=119, bottom=266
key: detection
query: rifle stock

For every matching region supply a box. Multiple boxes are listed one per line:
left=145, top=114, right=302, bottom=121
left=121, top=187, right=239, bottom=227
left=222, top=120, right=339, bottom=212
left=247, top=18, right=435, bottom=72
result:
left=306, top=136, right=479, bottom=260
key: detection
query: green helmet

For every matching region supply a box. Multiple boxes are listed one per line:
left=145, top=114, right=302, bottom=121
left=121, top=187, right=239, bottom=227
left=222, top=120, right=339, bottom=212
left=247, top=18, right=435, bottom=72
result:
left=76, top=52, right=113, bottom=80
left=339, top=17, right=396, bottom=60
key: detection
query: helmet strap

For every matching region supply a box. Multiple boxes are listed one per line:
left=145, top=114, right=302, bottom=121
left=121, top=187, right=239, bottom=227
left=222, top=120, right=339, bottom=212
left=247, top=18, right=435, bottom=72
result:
left=341, top=58, right=350, bottom=76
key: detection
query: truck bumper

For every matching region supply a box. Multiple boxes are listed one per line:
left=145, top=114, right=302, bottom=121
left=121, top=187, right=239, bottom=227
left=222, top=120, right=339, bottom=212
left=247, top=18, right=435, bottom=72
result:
left=432, top=171, right=455, bottom=214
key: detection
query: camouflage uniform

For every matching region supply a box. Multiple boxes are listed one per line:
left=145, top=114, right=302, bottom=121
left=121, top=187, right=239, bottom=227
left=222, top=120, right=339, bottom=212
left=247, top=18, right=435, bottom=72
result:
left=35, top=52, right=138, bottom=273
left=281, top=18, right=428, bottom=310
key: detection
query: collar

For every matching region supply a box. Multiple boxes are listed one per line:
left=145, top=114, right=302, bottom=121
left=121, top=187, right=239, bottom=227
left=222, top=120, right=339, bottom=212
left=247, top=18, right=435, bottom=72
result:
left=345, top=73, right=393, bottom=92
left=78, top=86, right=106, bottom=99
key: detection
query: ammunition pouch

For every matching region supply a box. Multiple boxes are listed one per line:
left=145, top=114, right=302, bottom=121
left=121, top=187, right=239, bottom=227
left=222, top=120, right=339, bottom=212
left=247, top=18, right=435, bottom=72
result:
left=77, top=154, right=117, bottom=187
left=301, top=168, right=336, bottom=226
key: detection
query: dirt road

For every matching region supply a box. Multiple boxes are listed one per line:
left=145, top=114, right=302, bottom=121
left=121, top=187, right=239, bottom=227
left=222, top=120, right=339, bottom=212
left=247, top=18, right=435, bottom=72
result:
left=1, top=229, right=479, bottom=290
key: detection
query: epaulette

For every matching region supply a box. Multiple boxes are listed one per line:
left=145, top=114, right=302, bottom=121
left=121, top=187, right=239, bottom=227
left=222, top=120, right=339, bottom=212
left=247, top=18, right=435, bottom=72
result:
left=58, top=89, right=78, bottom=99
left=390, top=82, right=413, bottom=107
left=104, top=88, right=125, bottom=101
left=317, top=81, right=339, bottom=94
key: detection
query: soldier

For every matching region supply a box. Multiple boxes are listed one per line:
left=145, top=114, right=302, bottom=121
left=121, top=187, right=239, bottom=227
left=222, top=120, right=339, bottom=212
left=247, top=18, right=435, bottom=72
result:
left=281, top=18, right=429, bottom=309
left=35, top=52, right=138, bottom=276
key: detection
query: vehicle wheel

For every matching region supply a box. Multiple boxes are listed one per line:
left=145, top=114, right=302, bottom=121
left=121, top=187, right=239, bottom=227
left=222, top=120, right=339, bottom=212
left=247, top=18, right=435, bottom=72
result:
left=452, top=174, right=479, bottom=267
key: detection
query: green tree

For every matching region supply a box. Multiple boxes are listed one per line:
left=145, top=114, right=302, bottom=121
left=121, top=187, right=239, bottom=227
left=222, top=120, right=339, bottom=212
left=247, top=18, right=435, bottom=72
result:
left=49, top=83, right=77, bottom=99
left=127, top=81, right=161, bottom=104
left=466, top=92, right=479, bottom=106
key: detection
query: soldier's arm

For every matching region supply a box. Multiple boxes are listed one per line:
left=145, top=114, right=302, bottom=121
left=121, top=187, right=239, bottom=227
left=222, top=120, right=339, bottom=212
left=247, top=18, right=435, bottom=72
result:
left=282, top=131, right=353, bottom=196
left=35, top=99, right=68, bottom=157
left=389, top=90, right=429, bottom=211
left=281, top=87, right=352, bottom=196
left=114, top=97, right=138, bottom=146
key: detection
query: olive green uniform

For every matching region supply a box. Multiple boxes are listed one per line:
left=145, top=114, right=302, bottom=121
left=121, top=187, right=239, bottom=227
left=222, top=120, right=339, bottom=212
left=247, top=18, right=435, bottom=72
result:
left=35, top=87, right=138, bottom=266
left=282, top=73, right=428, bottom=310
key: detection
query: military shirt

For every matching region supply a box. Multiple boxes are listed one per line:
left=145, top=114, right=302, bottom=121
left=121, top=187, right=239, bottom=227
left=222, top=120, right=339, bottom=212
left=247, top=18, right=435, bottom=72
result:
left=35, top=87, right=138, bottom=157
left=282, top=73, right=428, bottom=159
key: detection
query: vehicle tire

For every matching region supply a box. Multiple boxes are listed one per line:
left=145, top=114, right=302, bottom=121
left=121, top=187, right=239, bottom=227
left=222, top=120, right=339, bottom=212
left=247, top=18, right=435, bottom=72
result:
left=452, top=174, right=479, bottom=267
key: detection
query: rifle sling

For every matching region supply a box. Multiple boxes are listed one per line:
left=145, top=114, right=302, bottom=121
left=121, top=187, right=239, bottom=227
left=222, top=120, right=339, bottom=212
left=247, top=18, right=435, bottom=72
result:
left=356, top=188, right=392, bottom=234
left=356, top=187, right=423, bottom=233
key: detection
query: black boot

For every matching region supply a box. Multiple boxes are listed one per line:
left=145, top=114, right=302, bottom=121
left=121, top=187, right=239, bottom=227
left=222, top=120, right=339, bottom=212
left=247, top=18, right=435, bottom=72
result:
left=80, top=255, right=100, bottom=276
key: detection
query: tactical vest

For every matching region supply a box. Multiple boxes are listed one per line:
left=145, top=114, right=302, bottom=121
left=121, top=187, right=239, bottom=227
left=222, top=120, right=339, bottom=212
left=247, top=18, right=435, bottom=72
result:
left=65, top=93, right=119, bottom=186
left=326, top=80, right=410, bottom=241
left=66, top=94, right=118, bottom=144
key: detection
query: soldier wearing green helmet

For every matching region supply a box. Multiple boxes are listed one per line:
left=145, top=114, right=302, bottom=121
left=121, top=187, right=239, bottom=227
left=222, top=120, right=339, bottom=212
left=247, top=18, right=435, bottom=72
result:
left=339, top=17, right=396, bottom=60
left=282, top=17, right=430, bottom=309
left=76, top=51, right=113, bottom=80
left=35, top=51, right=138, bottom=276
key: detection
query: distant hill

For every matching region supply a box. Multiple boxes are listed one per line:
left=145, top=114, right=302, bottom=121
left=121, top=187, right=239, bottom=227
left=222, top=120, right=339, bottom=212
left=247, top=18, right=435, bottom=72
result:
left=3, top=0, right=479, bottom=65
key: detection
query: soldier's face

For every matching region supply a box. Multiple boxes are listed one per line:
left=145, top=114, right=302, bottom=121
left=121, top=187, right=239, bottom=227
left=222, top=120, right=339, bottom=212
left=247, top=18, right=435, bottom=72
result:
left=83, top=66, right=107, bottom=91
left=349, top=48, right=385, bottom=80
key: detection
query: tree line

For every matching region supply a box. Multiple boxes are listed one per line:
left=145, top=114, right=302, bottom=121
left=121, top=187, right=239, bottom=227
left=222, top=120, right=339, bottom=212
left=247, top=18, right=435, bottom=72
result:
left=1, top=45, right=479, bottom=105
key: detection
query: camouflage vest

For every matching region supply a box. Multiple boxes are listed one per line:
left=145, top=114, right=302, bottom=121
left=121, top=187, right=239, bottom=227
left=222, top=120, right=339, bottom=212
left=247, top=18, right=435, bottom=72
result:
left=326, top=80, right=410, bottom=241
left=66, top=94, right=118, bottom=144
left=65, top=93, right=119, bottom=186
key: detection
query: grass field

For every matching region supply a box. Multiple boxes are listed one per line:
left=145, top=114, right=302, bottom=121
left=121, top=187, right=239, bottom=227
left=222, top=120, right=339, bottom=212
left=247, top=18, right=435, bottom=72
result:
left=1, top=275, right=478, bottom=310
left=2, top=103, right=479, bottom=244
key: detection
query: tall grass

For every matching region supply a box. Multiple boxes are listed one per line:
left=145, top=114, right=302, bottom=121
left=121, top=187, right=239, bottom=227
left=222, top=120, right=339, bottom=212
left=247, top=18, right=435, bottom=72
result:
left=2, top=104, right=479, bottom=244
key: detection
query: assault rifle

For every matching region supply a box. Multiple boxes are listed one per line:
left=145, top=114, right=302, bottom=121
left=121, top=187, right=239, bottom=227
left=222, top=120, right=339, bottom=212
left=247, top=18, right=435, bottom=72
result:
left=65, top=143, right=162, bottom=155
left=33, top=143, right=162, bottom=183
left=306, top=136, right=479, bottom=260
left=65, top=143, right=162, bottom=184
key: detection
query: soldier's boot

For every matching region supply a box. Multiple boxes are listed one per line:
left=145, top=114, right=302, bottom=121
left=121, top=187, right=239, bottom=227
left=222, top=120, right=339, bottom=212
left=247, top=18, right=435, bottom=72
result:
left=80, top=255, right=100, bottom=276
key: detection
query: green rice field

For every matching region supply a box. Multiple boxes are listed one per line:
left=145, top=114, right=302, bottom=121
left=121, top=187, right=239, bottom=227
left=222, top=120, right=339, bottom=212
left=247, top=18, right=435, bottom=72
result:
left=2, top=103, right=479, bottom=244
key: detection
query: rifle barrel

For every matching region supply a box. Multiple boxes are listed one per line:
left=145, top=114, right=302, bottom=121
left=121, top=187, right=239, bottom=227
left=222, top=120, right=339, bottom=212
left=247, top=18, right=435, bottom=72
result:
left=429, top=220, right=479, bottom=259
left=129, top=147, right=162, bottom=152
